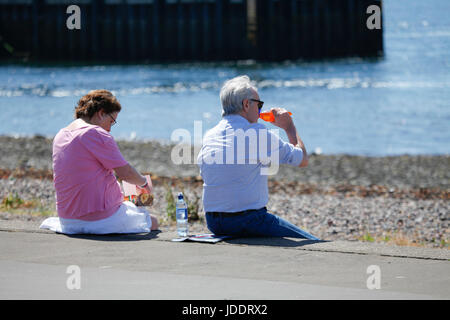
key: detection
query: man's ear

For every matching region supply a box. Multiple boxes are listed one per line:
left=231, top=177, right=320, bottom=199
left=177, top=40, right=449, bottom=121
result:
left=242, top=99, right=249, bottom=112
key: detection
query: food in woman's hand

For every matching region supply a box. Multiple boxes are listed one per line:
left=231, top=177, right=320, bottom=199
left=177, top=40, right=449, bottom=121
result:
left=137, top=193, right=153, bottom=206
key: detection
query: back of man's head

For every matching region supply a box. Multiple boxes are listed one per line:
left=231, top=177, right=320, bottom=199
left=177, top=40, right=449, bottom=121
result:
left=220, top=75, right=258, bottom=116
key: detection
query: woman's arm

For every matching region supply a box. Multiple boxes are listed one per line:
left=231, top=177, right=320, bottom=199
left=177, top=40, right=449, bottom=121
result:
left=114, top=164, right=152, bottom=193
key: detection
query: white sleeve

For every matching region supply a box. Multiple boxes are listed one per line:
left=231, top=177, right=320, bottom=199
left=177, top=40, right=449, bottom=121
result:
left=264, top=129, right=303, bottom=166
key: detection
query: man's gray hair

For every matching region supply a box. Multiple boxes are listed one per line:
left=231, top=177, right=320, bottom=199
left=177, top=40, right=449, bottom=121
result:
left=220, top=75, right=258, bottom=116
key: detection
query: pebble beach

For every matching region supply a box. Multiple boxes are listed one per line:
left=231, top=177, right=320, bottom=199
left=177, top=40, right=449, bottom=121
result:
left=0, top=135, right=448, bottom=248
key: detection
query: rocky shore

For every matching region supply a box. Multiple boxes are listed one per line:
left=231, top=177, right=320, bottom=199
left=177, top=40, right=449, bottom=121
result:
left=0, top=136, right=448, bottom=248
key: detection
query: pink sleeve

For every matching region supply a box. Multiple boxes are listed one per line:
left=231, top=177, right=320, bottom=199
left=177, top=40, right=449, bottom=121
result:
left=80, top=127, right=128, bottom=170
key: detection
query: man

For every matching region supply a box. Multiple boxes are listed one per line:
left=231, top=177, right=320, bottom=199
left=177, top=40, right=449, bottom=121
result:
left=197, top=75, right=319, bottom=240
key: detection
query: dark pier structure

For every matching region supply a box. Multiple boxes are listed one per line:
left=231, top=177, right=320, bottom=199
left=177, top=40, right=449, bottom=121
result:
left=0, top=0, right=383, bottom=62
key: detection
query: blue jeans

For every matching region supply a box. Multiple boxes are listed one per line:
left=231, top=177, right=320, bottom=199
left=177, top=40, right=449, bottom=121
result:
left=205, top=207, right=320, bottom=241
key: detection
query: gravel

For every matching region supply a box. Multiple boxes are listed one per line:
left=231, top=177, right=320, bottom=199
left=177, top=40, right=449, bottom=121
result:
left=0, top=135, right=448, bottom=248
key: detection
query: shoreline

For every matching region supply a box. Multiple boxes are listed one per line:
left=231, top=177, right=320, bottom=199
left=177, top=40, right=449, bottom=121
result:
left=0, top=136, right=448, bottom=249
left=0, top=135, right=449, bottom=188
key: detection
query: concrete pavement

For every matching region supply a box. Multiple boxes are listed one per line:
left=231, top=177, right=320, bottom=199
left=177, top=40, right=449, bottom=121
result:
left=0, top=219, right=449, bottom=300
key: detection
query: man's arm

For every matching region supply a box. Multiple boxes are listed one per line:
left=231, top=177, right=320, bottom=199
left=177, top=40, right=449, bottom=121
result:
left=285, top=125, right=308, bottom=167
left=271, top=108, right=308, bottom=168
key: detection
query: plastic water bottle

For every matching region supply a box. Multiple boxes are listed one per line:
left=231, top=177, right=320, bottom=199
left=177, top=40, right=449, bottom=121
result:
left=176, top=192, right=189, bottom=237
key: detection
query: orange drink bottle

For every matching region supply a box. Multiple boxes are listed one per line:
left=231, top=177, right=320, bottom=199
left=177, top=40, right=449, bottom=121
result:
left=259, top=111, right=292, bottom=122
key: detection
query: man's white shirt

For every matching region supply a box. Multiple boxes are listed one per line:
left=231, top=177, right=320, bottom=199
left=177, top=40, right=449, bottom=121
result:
left=197, top=114, right=303, bottom=213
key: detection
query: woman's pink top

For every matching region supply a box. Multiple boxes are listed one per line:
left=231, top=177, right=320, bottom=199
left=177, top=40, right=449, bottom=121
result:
left=53, top=123, right=128, bottom=221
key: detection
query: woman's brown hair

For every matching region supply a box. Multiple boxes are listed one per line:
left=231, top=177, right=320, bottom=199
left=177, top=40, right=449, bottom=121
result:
left=75, top=89, right=122, bottom=119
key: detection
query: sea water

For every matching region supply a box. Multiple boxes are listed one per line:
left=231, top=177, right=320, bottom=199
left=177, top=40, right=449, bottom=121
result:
left=0, top=0, right=448, bottom=156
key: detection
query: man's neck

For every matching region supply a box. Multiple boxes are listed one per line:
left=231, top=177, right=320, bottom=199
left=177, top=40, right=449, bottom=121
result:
left=236, top=112, right=253, bottom=123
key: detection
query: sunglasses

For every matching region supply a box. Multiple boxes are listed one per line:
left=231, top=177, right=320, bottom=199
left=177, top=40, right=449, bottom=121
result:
left=250, top=98, right=264, bottom=110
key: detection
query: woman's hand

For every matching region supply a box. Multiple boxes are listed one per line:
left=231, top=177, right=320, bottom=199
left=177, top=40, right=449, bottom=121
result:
left=115, top=164, right=153, bottom=193
left=136, top=179, right=154, bottom=206
left=137, top=182, right=152, bottom=195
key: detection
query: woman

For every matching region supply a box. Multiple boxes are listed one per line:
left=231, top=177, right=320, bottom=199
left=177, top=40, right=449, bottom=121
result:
left=40, top=89, right=158, bottom=234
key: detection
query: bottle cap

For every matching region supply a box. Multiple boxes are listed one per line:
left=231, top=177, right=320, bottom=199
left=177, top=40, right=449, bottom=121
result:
left=178, top=192, right=183, bottom=199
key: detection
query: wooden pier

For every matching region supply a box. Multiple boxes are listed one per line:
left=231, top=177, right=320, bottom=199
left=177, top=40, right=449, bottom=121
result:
left=0, top=0, right=383, bottom=62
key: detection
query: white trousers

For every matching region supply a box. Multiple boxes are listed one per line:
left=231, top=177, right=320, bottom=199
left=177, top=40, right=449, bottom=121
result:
left=39, top=201, right=152, bottom=235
